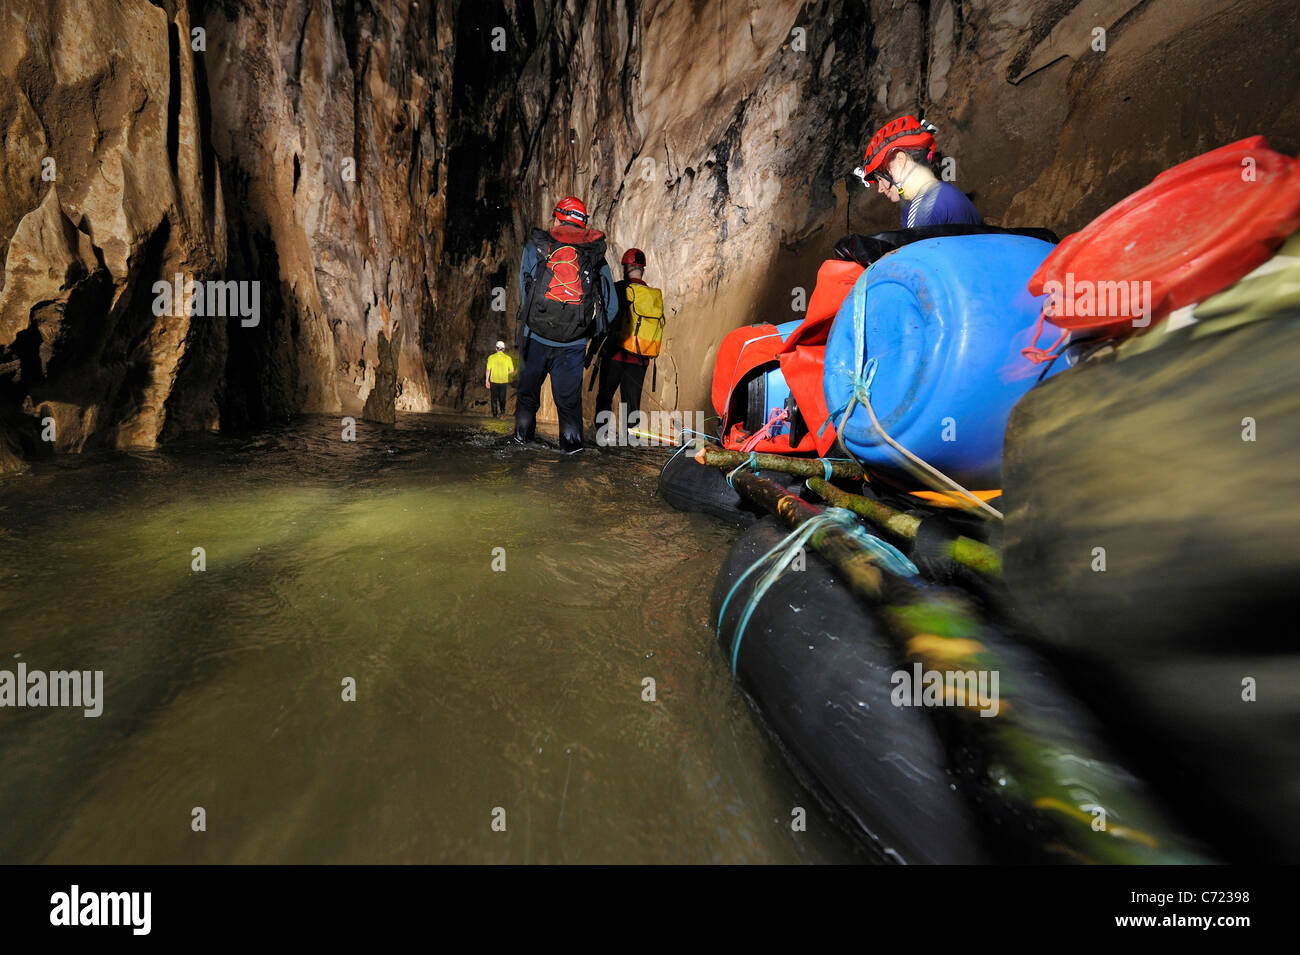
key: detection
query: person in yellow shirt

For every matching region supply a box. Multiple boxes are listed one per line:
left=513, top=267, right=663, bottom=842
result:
left=485, top=341, right=515, bottom=417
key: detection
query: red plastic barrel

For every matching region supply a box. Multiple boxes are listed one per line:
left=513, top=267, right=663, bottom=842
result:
left=1026, top=136, right=1300, bottom=356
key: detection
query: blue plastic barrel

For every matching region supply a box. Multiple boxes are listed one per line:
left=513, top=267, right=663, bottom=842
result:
left=823, top=234, right=1063, bottom=488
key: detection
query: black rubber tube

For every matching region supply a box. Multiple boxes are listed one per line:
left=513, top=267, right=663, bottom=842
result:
left=657, top=452, right=800, bottom=525
left=711, top=517, right=989, bottom=863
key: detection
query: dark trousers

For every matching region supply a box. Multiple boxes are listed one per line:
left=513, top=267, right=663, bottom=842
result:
left=596, top=356, right=649, bottom=427
left=514, top=341, right=586, bottom=450
left=490, top=382, right=508, bottom=416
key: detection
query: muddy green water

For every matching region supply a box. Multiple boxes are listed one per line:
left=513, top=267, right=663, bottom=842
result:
left=0, top=414, right=865, bottom=863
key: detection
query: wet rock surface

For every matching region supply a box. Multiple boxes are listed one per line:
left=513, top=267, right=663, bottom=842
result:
left=1, top=0, right=1297, bottom=468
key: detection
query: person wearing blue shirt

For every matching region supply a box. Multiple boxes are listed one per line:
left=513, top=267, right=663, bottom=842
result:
left=896, top=177, right=983, bottom=228
left=854, top=115, right=982, bottom=228
left=513, top=196, right=617, bottom=453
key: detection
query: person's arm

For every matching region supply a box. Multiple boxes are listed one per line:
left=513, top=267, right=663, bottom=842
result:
left=485, top=358, right=491, bottom=390
left=600, top=265, right=617, bottom=333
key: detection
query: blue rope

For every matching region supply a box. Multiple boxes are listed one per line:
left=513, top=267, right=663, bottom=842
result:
left=822, top=286, right=879, bottom=443
left=717, top=512, right=839, bottom=675
left=841, top=516, right=918, bottom=578
left=661, top=442, right=692, bottom=470
left=822, top=361, right=877, bottom=436
left=825, top=357, right=878, bottom=438
left=725, top=451, right=759, bottom=488
left=716, top=507, right=918, bottom=676
left=660, top=428, right=721, bottom=475
left=678, top=428, right=719, bottom=444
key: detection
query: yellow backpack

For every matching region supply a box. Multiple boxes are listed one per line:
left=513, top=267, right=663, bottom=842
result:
left=620, top=284, right=665, bottom=357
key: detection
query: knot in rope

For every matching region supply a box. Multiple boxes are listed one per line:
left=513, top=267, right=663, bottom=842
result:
left=725, top=451, right=759, bottom=489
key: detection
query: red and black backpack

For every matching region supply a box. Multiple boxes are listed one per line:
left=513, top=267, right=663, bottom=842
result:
left=520, top=226, right=608, bottom=343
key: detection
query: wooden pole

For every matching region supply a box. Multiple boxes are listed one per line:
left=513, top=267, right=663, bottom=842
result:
left=695, top=445, right=863, bottom=480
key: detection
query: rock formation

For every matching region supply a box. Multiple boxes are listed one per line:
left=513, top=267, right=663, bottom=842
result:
left=2, top=0, right=1297, bottom=470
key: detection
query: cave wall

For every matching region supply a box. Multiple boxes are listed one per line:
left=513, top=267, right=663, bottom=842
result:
left=2, top=0, right=1298, bottom=469
left=195, top=0, right=451, bottom=426
left=0, top=0, right=226, bottom=462
left=0, top=0, right=451, bottom=470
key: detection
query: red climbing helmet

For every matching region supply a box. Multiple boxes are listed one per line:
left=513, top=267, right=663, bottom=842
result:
left=621, top=248, right=646, bottom=268
left=854, top=115, right=939, bottom=186
left=554, top=196, right=588, bottom=227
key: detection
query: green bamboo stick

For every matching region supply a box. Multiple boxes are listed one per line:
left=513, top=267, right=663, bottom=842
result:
left=695, top=445, right=863, bottom=480
left=807, top=477, right=1003, bottom=578
left=806, top=476, right=919, bottom=537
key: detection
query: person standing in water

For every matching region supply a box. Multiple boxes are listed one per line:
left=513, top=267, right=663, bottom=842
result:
left=854, top=116, right=982, bottom=228
left=595, top=248, right=666, bottom=443
left=485, top=340, right=514, bottom=417
left=514, top=196, right=617, bottom=453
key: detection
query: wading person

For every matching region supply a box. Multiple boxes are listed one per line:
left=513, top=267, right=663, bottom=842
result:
left=485, top=340, right=514, bottom=417
left=854, top=116, right=982, bottom=228
left=595, top=248, right=666, bottom=443
left=514, top=196, right=617, bottom=453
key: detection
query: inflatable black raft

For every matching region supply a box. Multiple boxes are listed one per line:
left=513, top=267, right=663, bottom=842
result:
left=709, top=507, right=1210, bottom=863
left=712, top=516, right=989, bottom=863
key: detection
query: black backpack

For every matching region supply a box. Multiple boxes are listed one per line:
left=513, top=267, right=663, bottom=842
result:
left=520, top=227, right=608, bottom=344
left=831, top=224, right=1060, bottom=268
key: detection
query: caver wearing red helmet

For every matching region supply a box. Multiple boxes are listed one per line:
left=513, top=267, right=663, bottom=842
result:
left=853, top=115, right=982, bottom=228
left=514, top=196, right=616, bottom=453
left=595, top=245, right=667, bottom=441
left=855, top=116, right=938, bottom=185
left=554, top=196, right=589, bottom=227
